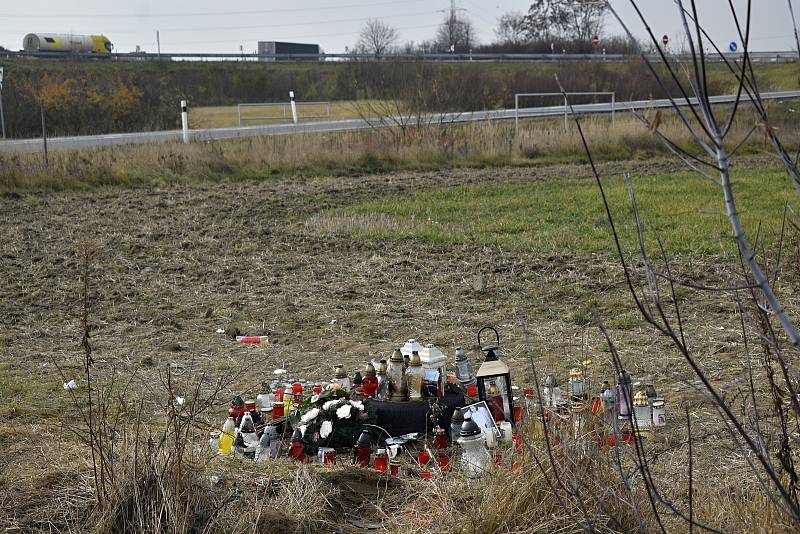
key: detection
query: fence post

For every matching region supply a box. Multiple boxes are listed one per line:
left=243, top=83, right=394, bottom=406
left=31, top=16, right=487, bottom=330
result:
left=564, top=95, right=568, bottom=131
left=514, top=94, right=519, bottom=136
left=180, top=100, right=189, bottom=143
left=611, top=92, right=615, bottom=125
left=40, top=99, right=48, bottom=167
left=289, top=91, right=298, bottom=124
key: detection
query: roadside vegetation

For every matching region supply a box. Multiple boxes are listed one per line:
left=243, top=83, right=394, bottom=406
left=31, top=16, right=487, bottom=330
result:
left=1, top=100, right=797, bottom=191
left=0, top=57, right=795, bottom=138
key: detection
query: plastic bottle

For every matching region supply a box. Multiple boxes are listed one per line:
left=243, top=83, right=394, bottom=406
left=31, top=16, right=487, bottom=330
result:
left=219, top=417, right=235, bottom=454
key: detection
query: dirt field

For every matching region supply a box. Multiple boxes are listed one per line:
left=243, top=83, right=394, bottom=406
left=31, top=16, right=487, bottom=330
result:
left=1, top=156, right=798, bottom=531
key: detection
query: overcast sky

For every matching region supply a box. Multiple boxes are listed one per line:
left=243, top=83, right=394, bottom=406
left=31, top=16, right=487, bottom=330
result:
left=1, top=1, right=797, bottom=54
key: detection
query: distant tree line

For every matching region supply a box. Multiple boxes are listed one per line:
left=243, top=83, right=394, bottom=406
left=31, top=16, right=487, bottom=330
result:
left=355, top=1, right=637, bottom=55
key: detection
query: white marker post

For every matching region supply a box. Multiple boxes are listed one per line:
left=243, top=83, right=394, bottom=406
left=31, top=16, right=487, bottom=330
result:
left=289, top=91, right=298, bottom=124
left=180, top=100, right=189, bottom=143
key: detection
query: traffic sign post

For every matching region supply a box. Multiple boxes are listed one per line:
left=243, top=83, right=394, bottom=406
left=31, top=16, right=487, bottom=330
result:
left=729, top=41, right=738, bottom=52
left=662, top=34, right=669, bottom=47
left=592, top=35, right=600, bottom=47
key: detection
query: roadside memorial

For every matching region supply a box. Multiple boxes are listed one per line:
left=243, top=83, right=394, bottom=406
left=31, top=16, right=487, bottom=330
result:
left=210, top=326, right=667, bottom=480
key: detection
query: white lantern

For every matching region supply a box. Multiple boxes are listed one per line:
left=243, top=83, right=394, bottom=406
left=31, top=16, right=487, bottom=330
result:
left=400, top=338, right=424, bottom=357
left=457, top=414, right=490, bottom=479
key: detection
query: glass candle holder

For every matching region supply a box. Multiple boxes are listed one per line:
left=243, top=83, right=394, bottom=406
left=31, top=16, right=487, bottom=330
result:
left=418, top=449, right=431, bottom=466
left=436, top=454, right=450, bottom=470
left=375, top=449, right=388, bottom=472
left=354, top=445, right=371, bottom=467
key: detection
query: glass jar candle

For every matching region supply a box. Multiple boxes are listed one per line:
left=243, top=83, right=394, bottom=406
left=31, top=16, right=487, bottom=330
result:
left=390, top=460, right=400, bottom=476
left=406, top=352, right=425, bottom=401
left=418, top=449, right=431, bottom=466
left=434, top=427, right=447, bottom=449
left=354, top=428, right=372, bottom=467
left=208, top=430, right=221, bottom=453
left=633, top=390, right=651, bottom=430
left=652, top=398, right=666, bottom=427
left=458, top=416, right=490, bottom=479
left=436, top=454, right=450, bottom=470
left=375, top=449, right=388, bottom=472
left=450, top=410, right=464, bottom=441
left=617, top=370, right=633, bottom=419
left=272, top=401, right=284, bottom=419
left=387, top=349, right=408, bottom=400
left=454, top=346, right=476, bottom=385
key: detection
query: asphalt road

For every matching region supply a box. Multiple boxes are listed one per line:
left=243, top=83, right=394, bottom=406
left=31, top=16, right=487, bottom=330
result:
left=1, top=91, right=798, bottom=154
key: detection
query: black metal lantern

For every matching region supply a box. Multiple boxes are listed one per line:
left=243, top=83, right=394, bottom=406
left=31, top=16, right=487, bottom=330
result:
left=475, top=326, right=514, bottom=424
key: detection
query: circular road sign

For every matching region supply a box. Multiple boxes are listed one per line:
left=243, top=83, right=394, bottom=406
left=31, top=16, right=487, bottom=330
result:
left=729, top=41, right=738, bottom=52
left=592, top=35, right=600, bottom=46
left=662, top=34, right=669, bottom=46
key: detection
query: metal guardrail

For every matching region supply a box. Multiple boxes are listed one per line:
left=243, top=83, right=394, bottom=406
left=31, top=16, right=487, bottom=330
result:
left=515, top=92, right=615, bottom=133
left=236, top=101, right=331, bottom=126
left=0, top=50, right=795, bottom=62
left=1, top=91, right=799, bottom=154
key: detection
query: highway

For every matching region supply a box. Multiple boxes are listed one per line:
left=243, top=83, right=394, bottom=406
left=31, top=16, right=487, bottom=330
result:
left=1, top=90, right=798, bottom=154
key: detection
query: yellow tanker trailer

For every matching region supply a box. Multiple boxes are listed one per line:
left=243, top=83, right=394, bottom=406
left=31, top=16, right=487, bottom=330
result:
left=23, top=33, right=113, bottom=54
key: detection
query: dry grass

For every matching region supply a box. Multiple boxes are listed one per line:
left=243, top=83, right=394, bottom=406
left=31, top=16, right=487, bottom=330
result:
left=1, top=102, right=797, bottom=191
left=190, top=100, right=384, bottom=129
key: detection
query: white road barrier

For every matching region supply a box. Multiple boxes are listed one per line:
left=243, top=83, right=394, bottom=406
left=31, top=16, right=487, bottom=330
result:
left=1, top=91, right=798, bottom=154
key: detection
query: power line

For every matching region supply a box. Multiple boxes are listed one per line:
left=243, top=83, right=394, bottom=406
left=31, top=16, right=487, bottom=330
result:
left=91, top=11, right=441, bottom=35
left=123, top=23, right=441, bottom=47
left=4, top=0, right=437, bottom=19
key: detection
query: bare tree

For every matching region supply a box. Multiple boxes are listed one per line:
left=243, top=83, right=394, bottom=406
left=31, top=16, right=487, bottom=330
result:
left=356, top=18, right=399, bottom=55
left=495, top=11, right=529, bottom=46
left=523, top=0, right=607, bottom=41
left=524, top=0, right=569, bottom=41
left=434, top=12, right=476, bottom=52
left=563, top=0, right=607, bottom=40
left=544, top=0, right=800, bottom=528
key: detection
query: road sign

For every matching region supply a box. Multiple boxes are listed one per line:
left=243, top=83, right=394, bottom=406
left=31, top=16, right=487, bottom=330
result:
left=729, top=41, right=738, bottom=52
left=662, top=34, right=669, bottom=46
left=592, top=35, right=600, bottom=46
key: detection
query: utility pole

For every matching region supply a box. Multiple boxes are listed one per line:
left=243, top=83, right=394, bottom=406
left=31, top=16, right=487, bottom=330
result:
left=450, top=0, right=457, bottom=53
left=157, top=31, right=161, bottom=59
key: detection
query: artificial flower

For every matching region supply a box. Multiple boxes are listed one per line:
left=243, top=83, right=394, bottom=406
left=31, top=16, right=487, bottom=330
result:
left=311, top=394, right=320, bottom=404
left=320, top=420, right=333, bottom=438
left=298, top=424, right=307, bottom=437
left=301, top=408, right=320, bottom=424
left=336, top=403, right=352, bottom=419
left=349, top=400, right=364, bottom=411
left=323, top=400, right=339, bottom=411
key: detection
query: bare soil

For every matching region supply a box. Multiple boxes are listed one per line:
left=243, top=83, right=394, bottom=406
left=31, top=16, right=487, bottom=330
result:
left=1, top=155, right=796, bottom=531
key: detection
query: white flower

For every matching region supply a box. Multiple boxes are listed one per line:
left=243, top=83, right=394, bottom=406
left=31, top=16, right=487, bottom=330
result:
left=349, top=400, right=364, bottom=411
left=301, top=408, right=320, bottom=424
left=311, top=394, right=320, bottom=404
left=336, top=404, right=352, bottom=419
left=299, top=424, right=307, bottom=437
left=323, top=400, right=339, bottom=411
left=320, top=420, right=333, bottom=438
